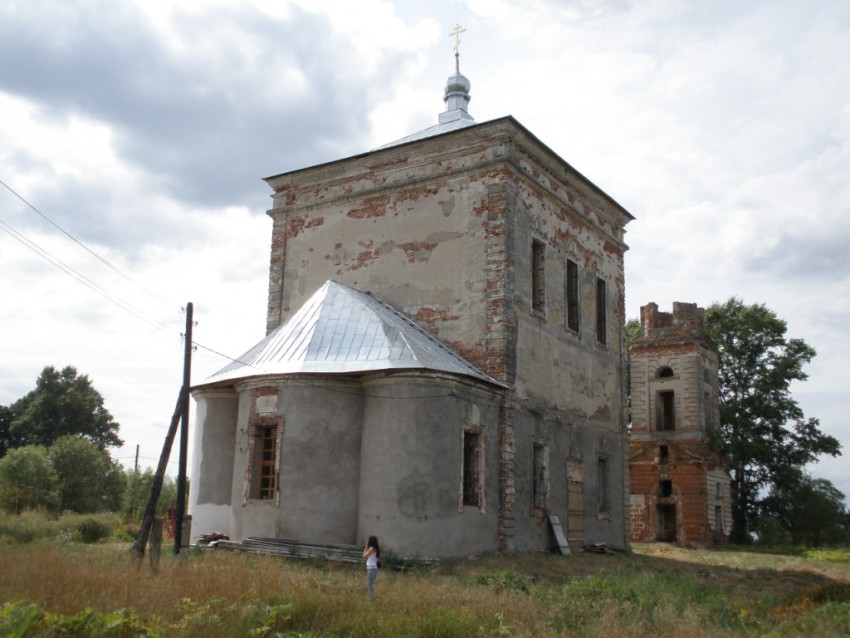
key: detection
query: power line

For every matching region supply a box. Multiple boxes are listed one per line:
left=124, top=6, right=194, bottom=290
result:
left=0, top=177, right=178, bottom=311
left=0, top=217, right=175, bottom=336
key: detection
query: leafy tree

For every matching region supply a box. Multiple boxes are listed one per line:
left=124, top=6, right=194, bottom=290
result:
left=48, top=435, right=126, bottom=513
left=0, top=404, right=24, bottom=458
left=704, top=297, right=841, bottom=543
left=123, top=468, right=178, bottom=523
left=625, top=318, right=641, bottom=424
left=760, top=473, right=849, bottom=546
left=4, top=366, right=122, bottom=454
left=0, top=445, right=58, bottom=513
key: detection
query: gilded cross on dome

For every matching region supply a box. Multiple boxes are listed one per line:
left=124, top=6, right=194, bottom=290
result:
left=450, top=24, right=466, bottom=56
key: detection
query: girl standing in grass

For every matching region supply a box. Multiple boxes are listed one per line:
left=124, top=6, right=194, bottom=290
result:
left=363, top=535, right=380, bottom=600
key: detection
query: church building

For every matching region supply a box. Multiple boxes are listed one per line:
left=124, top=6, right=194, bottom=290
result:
left=190, top=43, right=634, bottom=558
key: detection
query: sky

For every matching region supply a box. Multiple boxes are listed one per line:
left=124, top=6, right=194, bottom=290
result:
left=1, top=0, right=848, bottom=499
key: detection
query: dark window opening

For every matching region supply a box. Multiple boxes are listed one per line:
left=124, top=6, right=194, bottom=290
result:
left=597, top=457, right=610, bottom=515
left=658, top=366, right=674, bottom=378
left=659, top=445, right=669, bottom=465
left=532, top=239, right=546, bottom=314
left=532, top=443, right=547, bottom=511
left=566, top=258, right=580, bottom=331
left=595, top=277, right=607, bottom=344
left=657, top=391, right=675, bottom=431
left=659, top=480, right=673, bottom=497
left=657, top=504, right=677, bottom=541
left=462, top=431, right=482, bottom=507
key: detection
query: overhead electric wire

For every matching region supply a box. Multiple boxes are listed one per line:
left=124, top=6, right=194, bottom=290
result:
left=0, top=177, right=177, bottom=311
left=0, top=217, right=175, bottom=336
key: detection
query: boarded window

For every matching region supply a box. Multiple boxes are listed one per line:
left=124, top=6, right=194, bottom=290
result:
left=462, top=431, right=482, bottom=508
left=595, top=277, right=607, bottom=344
left=254, top=424, right=278, bottom=500
left=532, top=239, right=546, bottom=314
left=597, top=457, right=610, bottom=515
left=566, top=258, right=580, bottom=332
left=532, top=443, right=548, bottom=511
left=566, top=459, right=584, bottom=548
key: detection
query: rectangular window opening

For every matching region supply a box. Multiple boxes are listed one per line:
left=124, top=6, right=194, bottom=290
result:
left=462, top=431, right=482, bottom=508
left=595, top=277, right=607, bottom=344
left=659, top=480, right=673, bottom=498
left=659, top=445, right=669, bottom=465
left=597, top=457, right=610, bottom=515
left=566, top=258, right=580, bottom=332
left=255, top=425, right=278, bottom=500
left=532, top=443, right=548, bottom=511
left=532, top=239, right=546, bottom=314
left=657, top=391, right=675, bottom=431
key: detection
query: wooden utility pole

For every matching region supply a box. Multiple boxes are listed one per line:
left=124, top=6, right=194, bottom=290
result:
left=129, top=302, right=195, bottom=562
left=174, top=302, right=193, bottom=554
left=129, top=387, right=186, bottom=560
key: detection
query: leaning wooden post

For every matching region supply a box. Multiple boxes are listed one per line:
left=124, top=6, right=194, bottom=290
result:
left=150, top=516, right=163, bottom=572
left=129, top=387, right=187, bottom=561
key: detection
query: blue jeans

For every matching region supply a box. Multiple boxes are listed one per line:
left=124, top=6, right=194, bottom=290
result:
left=366, top=567, right=378, bottom=600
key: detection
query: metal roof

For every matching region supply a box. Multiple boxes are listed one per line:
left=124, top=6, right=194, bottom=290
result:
left=372, top=117, right=478, bottom=151
left=203, top=280, right=502, bottom=387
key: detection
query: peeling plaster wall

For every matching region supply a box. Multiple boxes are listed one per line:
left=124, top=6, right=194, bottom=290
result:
left=231, top=377, right=363, bottom=545
left=628, top=303, right=730, bottom=547
left=189, top=389, right=238, bottom=537
left=357, top=373, right=503, bottom=558
left=246, top=117, right=634, bottom=554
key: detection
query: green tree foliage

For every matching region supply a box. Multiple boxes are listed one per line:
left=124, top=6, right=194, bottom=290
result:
left=0, top=404, right=24, bottom=458
left=760, top=474, right=849, bottom=546
left=3, top=366, right=122, bottom=454
left=704, top=297, right=841, bottom=543
left=625, top=318, right=641, bottom=422
left=48, top=436, right=125, bottom=513
left=0, top=445, right=58, bottom=513
left=123, top=468, right=178, bottom=522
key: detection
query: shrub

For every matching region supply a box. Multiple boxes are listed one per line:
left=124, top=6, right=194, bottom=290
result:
left=0, top=509, right=60, bottom=543
left=76, top=517, right=112, bottom=543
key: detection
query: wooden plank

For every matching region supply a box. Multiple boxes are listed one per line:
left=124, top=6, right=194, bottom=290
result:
left=549, top=515, right=571, bottom=555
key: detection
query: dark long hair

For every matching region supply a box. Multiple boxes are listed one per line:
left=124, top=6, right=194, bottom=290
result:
left=367, top=535, right=380, bottom=558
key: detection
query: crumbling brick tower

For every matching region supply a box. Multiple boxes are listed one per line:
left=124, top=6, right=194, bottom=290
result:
left=628, top=302, right=732, bottom=546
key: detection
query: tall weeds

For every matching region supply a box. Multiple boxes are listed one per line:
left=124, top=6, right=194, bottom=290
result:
left=1, top=537, right=848, bottom=636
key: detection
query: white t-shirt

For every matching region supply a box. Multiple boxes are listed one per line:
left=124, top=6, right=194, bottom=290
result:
left=366, top=551, right=378, bottom=568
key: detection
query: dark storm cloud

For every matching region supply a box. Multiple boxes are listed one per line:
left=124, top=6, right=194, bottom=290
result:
left=0, top=1, right=416, bottom=244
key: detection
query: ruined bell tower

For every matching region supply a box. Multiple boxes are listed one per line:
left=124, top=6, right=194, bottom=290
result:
left=628, top=302, right=732, bottom=547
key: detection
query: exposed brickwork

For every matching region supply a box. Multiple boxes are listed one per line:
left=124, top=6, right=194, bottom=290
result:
left=629, top=302, right=731, bottom=547
left=259, top=118, right=634, bottom=553
left=347, top=194, right=390, bottom=219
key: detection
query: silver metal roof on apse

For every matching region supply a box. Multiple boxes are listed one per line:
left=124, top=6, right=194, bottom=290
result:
left=205, top=280, right=501, bottom=386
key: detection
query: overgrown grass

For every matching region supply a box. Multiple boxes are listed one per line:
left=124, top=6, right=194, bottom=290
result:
left=0, top=509, right=123, bottom=545
left=0, top=520, right=848, bottom=637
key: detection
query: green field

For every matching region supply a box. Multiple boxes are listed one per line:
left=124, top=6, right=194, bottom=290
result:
left=1, top=518, right=848, bottom=637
